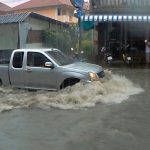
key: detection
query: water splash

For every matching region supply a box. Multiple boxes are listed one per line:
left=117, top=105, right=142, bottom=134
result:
left=0, top=70, right=144, bottom=112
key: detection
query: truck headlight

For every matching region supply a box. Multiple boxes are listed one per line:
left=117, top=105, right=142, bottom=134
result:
left=89, top=72, right=98, bottom=81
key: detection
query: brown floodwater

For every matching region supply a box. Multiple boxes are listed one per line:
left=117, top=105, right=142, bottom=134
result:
left=0, top=68, right=150, bottom=150
left=0, top=70, right=143, bottom=112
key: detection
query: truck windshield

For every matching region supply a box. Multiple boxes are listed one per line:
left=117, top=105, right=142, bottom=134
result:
left=46, top=50, right=74, bottom=66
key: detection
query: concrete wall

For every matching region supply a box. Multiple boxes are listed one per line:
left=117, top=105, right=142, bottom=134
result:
left=26, top=17, right=50, bottom=30
left=0, top=24, right=19, bottom=50
left=22, top=16, right=66, bottom=48
left=26, top=43, right=43, bottom=48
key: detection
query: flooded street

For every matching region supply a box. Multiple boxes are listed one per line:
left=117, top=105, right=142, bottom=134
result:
left=0, top=68, right=150, bottom=150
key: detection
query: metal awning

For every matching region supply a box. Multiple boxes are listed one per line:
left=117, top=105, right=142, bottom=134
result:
left=81, top=15, right=150, bottom=22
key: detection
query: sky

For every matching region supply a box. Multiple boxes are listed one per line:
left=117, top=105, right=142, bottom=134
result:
left=0, top=0, right=89, bottom=7
left=0, top=0, right=30, bottom=7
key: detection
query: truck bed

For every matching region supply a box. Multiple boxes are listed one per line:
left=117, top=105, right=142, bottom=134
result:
left=0, top=65, right=10, bottom=86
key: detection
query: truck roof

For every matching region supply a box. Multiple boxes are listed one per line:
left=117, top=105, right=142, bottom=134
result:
left=13, top=48, right=59, bottom=52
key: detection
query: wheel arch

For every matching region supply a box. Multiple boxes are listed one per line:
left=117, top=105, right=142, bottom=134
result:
left=0, top=78, right=3, bottom=86
left=60, top=77, right=80, bottom=89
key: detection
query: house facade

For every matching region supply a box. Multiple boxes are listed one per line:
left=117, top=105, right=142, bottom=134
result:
left=8, top=0, right=78, bottom=24
left=81, top=0, right=150, bottom=63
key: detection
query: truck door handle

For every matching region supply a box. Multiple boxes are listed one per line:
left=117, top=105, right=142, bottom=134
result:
left=24, top=68, right=32, bottom=72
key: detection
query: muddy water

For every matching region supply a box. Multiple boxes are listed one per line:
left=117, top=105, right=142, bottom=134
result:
left=0, top=70, right=143, bottom=112
left=0, top=68, right=149, bottom=150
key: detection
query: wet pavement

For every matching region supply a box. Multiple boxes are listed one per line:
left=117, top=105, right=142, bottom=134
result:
left=0, top=67, right=150, bottom=150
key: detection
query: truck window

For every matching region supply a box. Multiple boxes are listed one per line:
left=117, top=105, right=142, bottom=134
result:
left=12, top=52, right=24, bottom=68
left=27, top=52, right=50, bottom=67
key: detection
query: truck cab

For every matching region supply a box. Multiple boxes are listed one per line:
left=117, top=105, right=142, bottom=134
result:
left=0, top=48, right=105, bottom=90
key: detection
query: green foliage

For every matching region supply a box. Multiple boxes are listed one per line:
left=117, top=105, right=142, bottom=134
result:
left=81, top=40, right=94, bottom=60
left=42, top=25, right=95, bottom=62
left=42, top=24, right=78, bottom=53
left=76, top=30, right=95, bottom=61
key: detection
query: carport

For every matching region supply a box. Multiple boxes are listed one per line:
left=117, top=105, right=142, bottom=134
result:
left=81, top=15, right=150, bottom=63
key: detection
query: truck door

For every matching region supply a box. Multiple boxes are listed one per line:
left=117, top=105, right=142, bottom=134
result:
left=9, top=51, right=25, bottom=87
left=24, top=52, right=57, bottom=90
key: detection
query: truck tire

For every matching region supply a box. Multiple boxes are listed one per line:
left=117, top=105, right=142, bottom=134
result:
left=0, top=79, right=2, bottom=86
left=60, top=78, right=80, bottom=89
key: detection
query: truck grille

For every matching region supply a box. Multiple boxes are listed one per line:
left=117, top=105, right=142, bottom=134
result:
left=97, top=71, right=105, bottom=78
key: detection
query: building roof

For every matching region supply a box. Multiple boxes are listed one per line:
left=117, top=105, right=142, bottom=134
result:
left=0, top=12, right=69, bottom=27
left=10, top=0, right=72, bottom=11
left=0, top=2, right=10, bottom=11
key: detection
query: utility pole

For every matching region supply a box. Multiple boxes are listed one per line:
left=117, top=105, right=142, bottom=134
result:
left=78, top=20, right=81, bottom=52
left=70, top=0, right=84, bottom=52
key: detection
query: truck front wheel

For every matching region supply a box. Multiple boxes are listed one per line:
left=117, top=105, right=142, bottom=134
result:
left=60, top=78, right=80, bottom=89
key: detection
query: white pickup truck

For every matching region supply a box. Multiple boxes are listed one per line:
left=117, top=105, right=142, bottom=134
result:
left=0, top=48, right=105, bottom=90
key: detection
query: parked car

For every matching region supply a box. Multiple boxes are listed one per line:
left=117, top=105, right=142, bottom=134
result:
left=0, top=48, right=105, bottom=90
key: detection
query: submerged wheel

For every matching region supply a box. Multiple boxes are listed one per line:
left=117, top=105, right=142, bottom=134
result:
left=60, top=78, right=80, bottom=89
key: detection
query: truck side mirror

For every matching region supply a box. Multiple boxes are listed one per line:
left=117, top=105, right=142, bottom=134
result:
left=45, top=62, right=54, bottom=69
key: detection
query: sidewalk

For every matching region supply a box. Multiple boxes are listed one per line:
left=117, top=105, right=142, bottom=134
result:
left=101, top=60, right=150, bottom=69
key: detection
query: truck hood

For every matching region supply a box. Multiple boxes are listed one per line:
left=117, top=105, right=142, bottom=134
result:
left=63, top=62, right=103, bottom=73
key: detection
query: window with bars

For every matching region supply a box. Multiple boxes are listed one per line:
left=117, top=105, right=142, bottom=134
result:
left=57, top=8, right=61, bottom=16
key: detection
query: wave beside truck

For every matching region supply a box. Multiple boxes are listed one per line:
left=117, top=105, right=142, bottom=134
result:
left=0, top=48, right=105, bottom=90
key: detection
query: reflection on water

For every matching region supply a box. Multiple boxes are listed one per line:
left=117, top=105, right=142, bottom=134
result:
left=0, top=70, right=143, bottom=112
